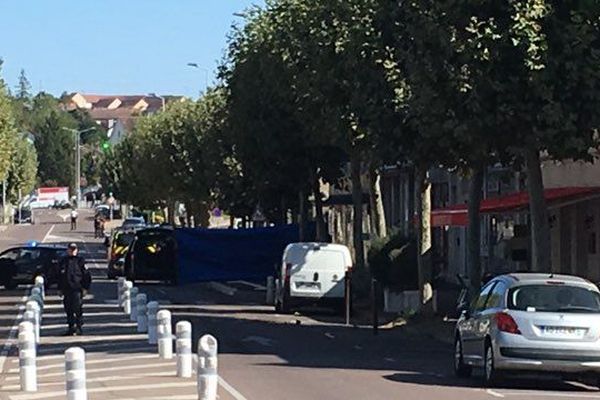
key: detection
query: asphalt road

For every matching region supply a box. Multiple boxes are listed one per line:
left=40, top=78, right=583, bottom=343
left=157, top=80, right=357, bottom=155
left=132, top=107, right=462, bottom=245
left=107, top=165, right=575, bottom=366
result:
left=1, top=210, right=600, bottom=399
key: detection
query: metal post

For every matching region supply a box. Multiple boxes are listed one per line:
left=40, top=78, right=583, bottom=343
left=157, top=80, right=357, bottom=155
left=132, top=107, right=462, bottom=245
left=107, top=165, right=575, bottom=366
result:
left=197, top=334, right=218, bottom=400
left=176, top=321, right=192, bottom=378
left=130, top=287, right=138, bottom=322
left=65, top=347, right=87, bottom=400
left=372, top=278, right=379, bottom=336
left=18, top=324, right=36, bottom=392
left=345, top=270, right=352, bottom=326
left=157, top=309, right=173, bottom=359
left=75, top=130, right=81, bottom=206
left=117, top=277, right=125, bottom=302
left=147, top=301, right=158, bottom=344
left=266, top=276, right=274, bottom=305
left=136, top=294, right=148, bottom=333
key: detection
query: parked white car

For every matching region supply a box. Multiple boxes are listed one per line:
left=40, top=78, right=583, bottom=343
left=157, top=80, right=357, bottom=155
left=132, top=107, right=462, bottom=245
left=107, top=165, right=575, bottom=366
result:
left=275, top=242, right=352, bottom=314
left=455, top=273, right=600, bottom=387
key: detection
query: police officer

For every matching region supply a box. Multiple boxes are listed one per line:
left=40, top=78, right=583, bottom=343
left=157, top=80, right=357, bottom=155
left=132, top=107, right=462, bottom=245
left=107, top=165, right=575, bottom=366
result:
left=58, top=243, right=91, bottom=336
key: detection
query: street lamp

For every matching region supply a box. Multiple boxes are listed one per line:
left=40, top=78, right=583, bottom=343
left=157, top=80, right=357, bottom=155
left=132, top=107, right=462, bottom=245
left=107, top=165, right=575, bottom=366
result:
left=186, top=63, right=209, bottom=92
left=148, top=93, right=165, bottom=112
left=62, top=126, right=96, bottom=207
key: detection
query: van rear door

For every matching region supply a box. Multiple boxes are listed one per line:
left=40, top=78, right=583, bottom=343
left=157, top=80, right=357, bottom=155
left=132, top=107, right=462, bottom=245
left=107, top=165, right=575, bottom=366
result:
left=290, top=247, right=346, bottom=299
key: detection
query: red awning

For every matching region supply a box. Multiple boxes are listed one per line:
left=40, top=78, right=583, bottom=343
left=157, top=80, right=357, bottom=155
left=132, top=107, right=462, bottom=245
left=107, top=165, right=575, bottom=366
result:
left=431, top=187, right=600, bottom=227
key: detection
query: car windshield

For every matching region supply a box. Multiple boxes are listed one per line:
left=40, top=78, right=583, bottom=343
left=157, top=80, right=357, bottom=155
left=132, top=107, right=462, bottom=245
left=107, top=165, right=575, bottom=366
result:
left=115, top=233, right=135, bottom=247
left=508, top=284, right=600, bottom=313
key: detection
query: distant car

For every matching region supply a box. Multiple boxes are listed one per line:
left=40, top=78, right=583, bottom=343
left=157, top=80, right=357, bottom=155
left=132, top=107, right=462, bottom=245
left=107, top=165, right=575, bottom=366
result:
left=274, top=243, right=352, bottom=314
left=95, top=206, right=122, bottom=220
left=0, top=244, right=67, bottom=289
left=121, top=217, right=146, bottom=229
left=454, top=273, right=600, bottom=387
left=124, top=227, right=177, bottom=285
left=13, top=208, right=32, bottom=224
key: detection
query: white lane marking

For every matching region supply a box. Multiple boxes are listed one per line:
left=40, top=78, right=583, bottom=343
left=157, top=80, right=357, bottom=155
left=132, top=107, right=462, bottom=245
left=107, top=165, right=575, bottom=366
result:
left=0, top=295, right=27, bottom=374
left=5, top=361, right=174, bottom=381
left=219, top=376, right=249, bottom=400
left=8, top=353, right=158, bottom=373
left=41, top=224, right=55, bottom=243
left=105, top=396, right=197, bottom=400
left=229, top=280, right=267, bottom=290
left=9, top=381, right=196, bottom=400
left=37, top=340, right=153, bottom=355
left=241, top=336, right=273, bottom=347
left=498, top=392, right=600, bottom=399
left=486, top=389, right=505, bottom=398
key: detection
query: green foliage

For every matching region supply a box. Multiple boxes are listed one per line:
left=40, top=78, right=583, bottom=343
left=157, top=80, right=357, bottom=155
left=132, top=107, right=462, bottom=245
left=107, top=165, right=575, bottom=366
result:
left=368, top=232, right=418, bottom=290
left=0, top=60, right=17, bottom=183
left=6, top=136, right=38, bottom=201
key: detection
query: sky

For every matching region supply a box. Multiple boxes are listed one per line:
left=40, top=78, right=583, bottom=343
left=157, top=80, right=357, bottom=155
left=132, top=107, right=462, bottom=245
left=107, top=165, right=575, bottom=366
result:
left=0, top=0, right=264, bottom=98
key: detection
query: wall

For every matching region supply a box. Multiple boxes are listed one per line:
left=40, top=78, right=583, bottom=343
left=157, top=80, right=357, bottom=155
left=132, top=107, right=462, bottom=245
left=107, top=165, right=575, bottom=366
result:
left=543, top=159, right=600, bottom=188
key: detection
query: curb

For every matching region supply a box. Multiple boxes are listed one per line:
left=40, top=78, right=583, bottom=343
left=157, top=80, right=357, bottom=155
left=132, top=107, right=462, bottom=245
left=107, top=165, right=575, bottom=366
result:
left=208, top=282, right=237, bottom=296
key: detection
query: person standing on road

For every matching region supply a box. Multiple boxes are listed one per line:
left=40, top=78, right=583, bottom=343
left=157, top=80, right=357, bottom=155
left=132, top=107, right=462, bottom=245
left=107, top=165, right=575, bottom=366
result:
left=70, top=208, right=78, bottom=231
left=58, top=243, right=92, bottom=336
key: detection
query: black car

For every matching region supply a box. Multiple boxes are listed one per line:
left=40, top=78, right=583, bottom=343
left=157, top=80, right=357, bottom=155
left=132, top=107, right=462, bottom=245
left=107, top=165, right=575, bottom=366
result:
left=107, top=229, right=137, bottom=279
left=0, top=245, right=67, bottom=289
left=124, top=227, right=177, bottom=285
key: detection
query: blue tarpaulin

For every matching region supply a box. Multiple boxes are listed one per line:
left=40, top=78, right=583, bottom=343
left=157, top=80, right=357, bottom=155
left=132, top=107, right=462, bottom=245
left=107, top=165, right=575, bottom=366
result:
left=176, top=224, right=312, bottom=284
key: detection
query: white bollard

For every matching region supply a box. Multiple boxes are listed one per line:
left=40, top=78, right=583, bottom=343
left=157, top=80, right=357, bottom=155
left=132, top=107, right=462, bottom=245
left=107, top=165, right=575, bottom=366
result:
left=266, top=276, right=274, bottom=305
left=123, top=281, right=132, bottom=315
left=117, top=277, right=126, bottom=302
left=197, top=334, right=218, bottom=400
left=30, top=288, right=43, bottom=310
left=34, top=276, right=45, bottom=300
left=129, top=287, right=139, bottom=322
left=18, top=321, right=34, bottom=335
left=157, top=310, right=173, bottom=359
left=136, top=294, right=148, bottom=333
left=22, top=310, right=37, bottom=343
left=147, top=301, right=159, bottom=344
left=25, top=302, right=41, bottom=344
left=18, top=328, right=37, bottom=392
left=65, top=347, right=87, bottom=400
left=176, top=321, right=193, bottom=378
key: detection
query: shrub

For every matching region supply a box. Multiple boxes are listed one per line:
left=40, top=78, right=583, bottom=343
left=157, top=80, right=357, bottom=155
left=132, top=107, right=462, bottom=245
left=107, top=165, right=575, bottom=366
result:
left=368, top=232, right=418, bottom=290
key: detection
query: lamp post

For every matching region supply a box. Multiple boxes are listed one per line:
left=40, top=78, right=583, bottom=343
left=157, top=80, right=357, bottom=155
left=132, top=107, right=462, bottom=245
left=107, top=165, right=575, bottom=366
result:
left=186, top=63, right=209, bottom=91
left=62, top=127, right=96, bottom=206
left=148, top=93, right=165, bottom=112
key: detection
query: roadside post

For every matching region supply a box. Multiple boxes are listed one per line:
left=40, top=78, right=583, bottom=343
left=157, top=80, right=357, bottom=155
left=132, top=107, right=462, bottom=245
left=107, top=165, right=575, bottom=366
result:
left=266, top=276, right=274, bottom=305
left=176, top=321, right=193, bottom=377
left=65, top=347, right=87, bottom=400
left=30, top=287, right=44, bottom=309
left=147, top=301, right=159, bottom=344
left=25, top=301, right=41, bottom=343
left=344, top=270, right=352, bottom=326
left=130, top=287, right=139, bottom=321
left=157, top=309, right=173, bottom=359
left=18, top=326, right=36, bottom=392
left=371, top=278, right=379, bottom=336
left=34, top=276, right=45, bottom=300
left=23, top=310, right=38, bottom=344
left=136, top=294, right=148, bottom=333
left=117, top=277, right=125, bottom=302
left=123, top=281, right=132, bottom=315
left=197, top=334, right=218, bottom=400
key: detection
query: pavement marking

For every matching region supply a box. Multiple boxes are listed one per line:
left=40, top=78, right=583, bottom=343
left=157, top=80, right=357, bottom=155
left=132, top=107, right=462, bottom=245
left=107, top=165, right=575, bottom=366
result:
left=37, top=340, right=153, bottom=355
left=229, top=280, right=267, bottom=290
left=209, top=282, right=237, bottom=296
left=9, top=381, right=196, bottom=400
left=497, top=391, right=600, bottom=398
left=108, top=396, right=197, bottom=400
left=219, top=376, right=249, bottom=400
left=0, top=295, right=27, bottom=374
left=486, top=389, right=505, bottom=398
left=41, top=224, right=55, bottom=243
left=242, top=335, right=274, bottom=347
left=8, top=353, right=159, bottom=373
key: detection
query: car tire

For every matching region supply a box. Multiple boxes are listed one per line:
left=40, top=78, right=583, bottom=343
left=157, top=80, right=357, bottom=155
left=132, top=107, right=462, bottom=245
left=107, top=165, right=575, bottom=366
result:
left=484, top=341, right=503, bottom=387
left=454, top=337, right=472, bottom=378
left=3, top=278, right=17, bottom=290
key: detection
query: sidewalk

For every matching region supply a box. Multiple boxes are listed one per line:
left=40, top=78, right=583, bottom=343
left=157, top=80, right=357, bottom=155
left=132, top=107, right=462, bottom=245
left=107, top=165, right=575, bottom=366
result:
left=0, top=279, right=236, bottom=400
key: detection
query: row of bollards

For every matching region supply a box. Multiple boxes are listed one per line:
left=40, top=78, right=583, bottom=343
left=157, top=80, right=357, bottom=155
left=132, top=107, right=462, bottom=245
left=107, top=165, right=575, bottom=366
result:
left=18, top=276, right=46, bottom=392
left=115, top=278, right=219, bottom=399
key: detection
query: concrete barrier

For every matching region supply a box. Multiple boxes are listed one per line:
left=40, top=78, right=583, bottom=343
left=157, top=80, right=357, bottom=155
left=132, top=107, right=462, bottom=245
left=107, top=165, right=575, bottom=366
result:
left=136, top=294, right=148, bottom=333
left=18, top=328, right=36, bottom=392
left=65, top=347, right=87, bottom=400
left=147, top=301, right=159, bottom=344
left=197, top=334, right=218, bottom=400
left=176, top=321, right=192, bottom=378
left=157, top=309, right=173, bottom=360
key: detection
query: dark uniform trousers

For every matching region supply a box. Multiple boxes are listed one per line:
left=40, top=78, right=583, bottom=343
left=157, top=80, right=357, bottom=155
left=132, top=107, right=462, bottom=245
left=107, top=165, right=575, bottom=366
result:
left=63, top=290, right=83, bottom=329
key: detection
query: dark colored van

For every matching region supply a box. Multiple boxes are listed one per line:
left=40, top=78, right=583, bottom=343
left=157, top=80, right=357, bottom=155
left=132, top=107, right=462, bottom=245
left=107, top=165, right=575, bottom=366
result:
left=124, top=227, right=177, bottom=285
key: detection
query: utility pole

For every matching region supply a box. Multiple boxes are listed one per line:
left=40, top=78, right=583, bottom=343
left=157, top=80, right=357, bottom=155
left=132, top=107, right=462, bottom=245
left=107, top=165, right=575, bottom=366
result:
left=62, top=127, right=95, bottom=207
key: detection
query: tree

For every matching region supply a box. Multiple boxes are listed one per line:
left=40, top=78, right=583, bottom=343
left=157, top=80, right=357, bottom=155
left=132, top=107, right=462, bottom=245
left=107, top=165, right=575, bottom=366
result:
left=15, top=69, right=31, bottom=101
left=0, top=59, right=16, bottom=184
left=6, top=136, right=38, bottom=202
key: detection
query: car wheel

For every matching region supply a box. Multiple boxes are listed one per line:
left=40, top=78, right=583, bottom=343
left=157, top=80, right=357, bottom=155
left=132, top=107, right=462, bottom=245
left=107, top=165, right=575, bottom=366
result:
left=454, top=337, right=472, bottom=378
left=484, top=342, right=502, bottom=387
left=3, top=278, right=17, bottom=290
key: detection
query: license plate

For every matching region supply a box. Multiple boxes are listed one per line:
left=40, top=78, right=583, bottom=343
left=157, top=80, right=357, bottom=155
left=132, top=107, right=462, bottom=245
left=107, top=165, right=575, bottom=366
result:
left=542, top=326, right=587, bottom=337
left=298, top=282, right=319, bottom=288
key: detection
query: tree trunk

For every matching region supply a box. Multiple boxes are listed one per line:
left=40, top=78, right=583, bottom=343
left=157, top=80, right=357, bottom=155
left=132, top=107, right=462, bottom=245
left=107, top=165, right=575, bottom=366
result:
left=313, top=176, right=326, bottom=241
left=415, top=165, right=433, bottom=311
left=298, top=190, right=307, bottom=241
left=229, top=214, right=235, bottom=229
left=525, top=147, right=551, bottom=272
left=368, top=163, right=387, bottom=239
left=467, top=165, right=484, bottom=294
left=195, top=202, right=210, bottom=228
left=350, top=154, right=365, bottom=271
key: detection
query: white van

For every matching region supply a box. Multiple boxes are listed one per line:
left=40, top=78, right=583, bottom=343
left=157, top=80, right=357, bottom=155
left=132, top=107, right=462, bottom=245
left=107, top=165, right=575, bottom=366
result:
left=275, top=243, right=352, bottom=314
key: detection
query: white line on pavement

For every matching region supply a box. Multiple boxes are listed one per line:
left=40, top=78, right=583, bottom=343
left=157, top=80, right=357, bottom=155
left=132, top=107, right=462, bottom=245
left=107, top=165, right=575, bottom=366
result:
left=8, top=353, right=159, bottom=373
left=486, top=389, right=505, bottom=398
left=219, top=376, right=249, bottom=400
left=229, top=280, right=267, bottom=290
left=497, top=392, right=600, bottom=399
left=41, top=224, right=55, bottom=243
left=0, top=295, right=27, bottom=374
left=9, top=381, right=196, bottom=400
